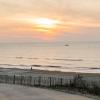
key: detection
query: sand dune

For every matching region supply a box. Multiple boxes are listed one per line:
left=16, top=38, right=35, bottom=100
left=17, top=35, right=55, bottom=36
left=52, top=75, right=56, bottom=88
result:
left=0, top=84, right=95, bottom=100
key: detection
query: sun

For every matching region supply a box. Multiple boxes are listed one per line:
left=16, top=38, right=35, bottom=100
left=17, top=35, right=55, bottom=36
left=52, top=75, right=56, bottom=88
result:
left=33, top=18, right=59, bottom=29
left=30, top=17, right=61, bottom=40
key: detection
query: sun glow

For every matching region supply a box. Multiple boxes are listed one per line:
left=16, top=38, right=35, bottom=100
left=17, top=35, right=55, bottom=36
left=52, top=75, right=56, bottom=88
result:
left=33, top=18, right=59, bottom=29
left=31, top=18, right=60, bottom=40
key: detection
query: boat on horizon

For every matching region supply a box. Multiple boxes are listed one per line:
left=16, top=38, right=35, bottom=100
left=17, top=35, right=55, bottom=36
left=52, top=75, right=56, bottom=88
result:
left=64, top=44, right=69, bottom=46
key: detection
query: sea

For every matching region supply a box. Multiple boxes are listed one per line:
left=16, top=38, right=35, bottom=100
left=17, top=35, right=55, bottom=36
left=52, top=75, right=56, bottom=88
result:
left=0, top=41, right=100, bottom=73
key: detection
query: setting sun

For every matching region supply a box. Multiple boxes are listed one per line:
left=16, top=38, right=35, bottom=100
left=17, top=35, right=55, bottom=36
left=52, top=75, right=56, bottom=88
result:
left=33, top=18, right=59, bottom=29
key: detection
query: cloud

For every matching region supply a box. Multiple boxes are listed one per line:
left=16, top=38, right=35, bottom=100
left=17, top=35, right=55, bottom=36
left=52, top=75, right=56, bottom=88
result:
left=0, top=0, right=100, bottom=41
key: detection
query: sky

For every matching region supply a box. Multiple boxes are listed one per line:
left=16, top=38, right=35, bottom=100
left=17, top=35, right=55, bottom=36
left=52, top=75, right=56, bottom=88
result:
left=0, top=0, right=100, bottom=42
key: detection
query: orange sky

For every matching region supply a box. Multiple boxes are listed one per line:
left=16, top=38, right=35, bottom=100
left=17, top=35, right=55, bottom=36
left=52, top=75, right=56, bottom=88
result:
left=0, top=0, right=100, bottom=42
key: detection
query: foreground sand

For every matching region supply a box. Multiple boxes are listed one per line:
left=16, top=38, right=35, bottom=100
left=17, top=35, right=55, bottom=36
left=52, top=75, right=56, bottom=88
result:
left=0, top=84, right=96, bottom=100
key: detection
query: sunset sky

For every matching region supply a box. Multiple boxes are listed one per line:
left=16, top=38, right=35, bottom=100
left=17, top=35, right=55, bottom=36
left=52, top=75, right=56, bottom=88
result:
left=0, top=0, right=100, bottom=42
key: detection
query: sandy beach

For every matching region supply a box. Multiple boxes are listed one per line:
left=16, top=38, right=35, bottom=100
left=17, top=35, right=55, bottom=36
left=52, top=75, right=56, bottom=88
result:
left=0, top=84, right=96, bottom=100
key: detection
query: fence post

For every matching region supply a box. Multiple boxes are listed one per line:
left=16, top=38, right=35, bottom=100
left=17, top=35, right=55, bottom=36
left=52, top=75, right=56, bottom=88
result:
left=49, top=77, right=52, bottom=87
left=38, top=76, right=41, bottom=86
left=60, top=78, right=63, bottom=87
left=5, top=75, right=8, bottom=83
left=13, top=75, right=16, bottom=84
left=29, top=76, right=32, bottom=86
left=20, top=76, right=23, bottom=85
left=33, top=77, right=36, bottom=86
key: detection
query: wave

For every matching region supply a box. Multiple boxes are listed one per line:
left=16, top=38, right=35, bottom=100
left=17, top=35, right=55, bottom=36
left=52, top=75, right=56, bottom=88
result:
left=31, top=65, right=61, bottom=68
left=75, top=67, right=100, bottom=70
left=45, top=65, right=61, bottom=68
left=13, top=57, right=83, bottom=62
left=53, top=58, right=83, bottom=61
left=31, top=65, right=42, bottom=67
left=0, top=64, right=99, bottom=70
left=15, top=57, right=23, bottom=59
left=15, top=57, right=39, bottom=60
left=89, top=67, right=100, bottom=70
left=0, top=64, right=100, bottom=74
left=0, top=64, right=62, bottom=68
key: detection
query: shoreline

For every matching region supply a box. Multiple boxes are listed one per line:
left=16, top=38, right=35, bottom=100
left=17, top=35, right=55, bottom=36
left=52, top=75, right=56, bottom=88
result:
left=0, top=67, right=100, bottom=77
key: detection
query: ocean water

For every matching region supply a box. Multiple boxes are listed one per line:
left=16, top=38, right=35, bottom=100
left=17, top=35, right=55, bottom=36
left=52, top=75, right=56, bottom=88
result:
left=0, top=42, right=100, bottom=73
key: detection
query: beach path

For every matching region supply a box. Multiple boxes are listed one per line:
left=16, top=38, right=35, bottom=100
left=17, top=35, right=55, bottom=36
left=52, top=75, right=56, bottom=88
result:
left=0, top=84, right=95, bottom=100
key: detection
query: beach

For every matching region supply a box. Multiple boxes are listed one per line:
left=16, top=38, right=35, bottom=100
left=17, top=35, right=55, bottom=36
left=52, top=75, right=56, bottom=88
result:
left=0, top=84, right=96, bottom=100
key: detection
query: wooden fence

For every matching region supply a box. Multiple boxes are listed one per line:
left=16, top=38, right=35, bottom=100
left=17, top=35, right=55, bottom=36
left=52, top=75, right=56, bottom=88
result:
left=0, top=74, right=100, bottom=96
left=0, top=75, right=71, bottom=88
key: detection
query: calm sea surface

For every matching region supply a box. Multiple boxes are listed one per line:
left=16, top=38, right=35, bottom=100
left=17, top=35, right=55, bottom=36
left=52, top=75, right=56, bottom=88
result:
left=0, top=42, right=100, bottom=73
